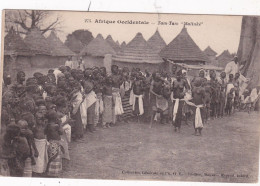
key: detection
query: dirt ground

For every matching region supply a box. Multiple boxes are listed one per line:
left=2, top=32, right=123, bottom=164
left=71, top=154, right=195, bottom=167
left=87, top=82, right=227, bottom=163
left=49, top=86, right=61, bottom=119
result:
left=60, top=111, right=259, bottom=183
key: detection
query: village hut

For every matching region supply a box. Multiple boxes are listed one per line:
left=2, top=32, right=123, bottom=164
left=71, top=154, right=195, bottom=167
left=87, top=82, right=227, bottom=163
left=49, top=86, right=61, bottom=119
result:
left=24, top=27, right=53, bottom=68
left=120, top=41, right=127, bottom=49
left=4, top=27, right=33, bottom=80
left=112, top=32, right=163, bottom=71
left=105, top=35, right=121, bottom=52
left=116, top=41, right=120, bottom=47
left=46, top=31, right=76, bottom=66
left=147, top=29, right=166, bottom=53
left=80, top=34, right=116, bottom=68
left=160, top=27, right=208, bottom=74
left=216, top=50, right=233, bottom=68
left=204, top=46, right=218, bottom=64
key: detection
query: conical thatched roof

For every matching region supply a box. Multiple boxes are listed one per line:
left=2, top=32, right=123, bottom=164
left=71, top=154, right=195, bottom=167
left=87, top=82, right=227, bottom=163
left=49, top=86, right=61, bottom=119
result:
left=4, top=27, right=32, bottom=56
left=160, top=27, right=208, bottom=62
left=106, top=35, right=121, bottom=52
left=47, top=31, right=75, bottom=56
left=116, top=41, right=120, bottom=47
left=121, top=41, right=127, bottom=49
left=216, top=50, right=233, bottom=67
left=147, top=29, right=166, bottom=53
left=80, top=34, right=116, bottom=57
left=217, top=50, right=232, bottom=61
left=24, top=27, right=51, bottom=55
left=204, top=46, right=217, bottom=56
left=113, top=32, right=163, bottom=64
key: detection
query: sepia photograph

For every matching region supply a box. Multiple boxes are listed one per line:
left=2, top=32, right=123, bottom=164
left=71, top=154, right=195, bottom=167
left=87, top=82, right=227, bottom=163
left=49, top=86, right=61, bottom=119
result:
left=0, top=9, right=259, bottom=183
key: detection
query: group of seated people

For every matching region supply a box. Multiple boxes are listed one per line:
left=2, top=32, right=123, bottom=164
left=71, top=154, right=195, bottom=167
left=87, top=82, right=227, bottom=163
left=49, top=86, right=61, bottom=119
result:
left=0, top=63, right=259, bottom=177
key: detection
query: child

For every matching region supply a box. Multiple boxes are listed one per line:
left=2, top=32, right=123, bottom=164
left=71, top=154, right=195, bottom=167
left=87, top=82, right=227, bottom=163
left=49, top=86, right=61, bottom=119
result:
left=82, top=80, right=97, bottom=133
left=7, top=124, right=31, bottom=177
left=160, top=84, right=171, bottom=124
left=55, top=96, right=71, bottom=171
left=191, top=78, right=205, bottom=136
left=32, top=112, right=48, bottom=176
left=17, top=119, right=39, bottom=177
left=226, top=88, right=234, bottom=116
left=44, top=110, right=63, bottom=177
left=102, top=77, right=113, bottom=128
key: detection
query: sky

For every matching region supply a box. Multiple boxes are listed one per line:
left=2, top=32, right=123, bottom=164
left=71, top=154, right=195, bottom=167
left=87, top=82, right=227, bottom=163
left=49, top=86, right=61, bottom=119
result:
left=45, top=11, right=242, bottom=55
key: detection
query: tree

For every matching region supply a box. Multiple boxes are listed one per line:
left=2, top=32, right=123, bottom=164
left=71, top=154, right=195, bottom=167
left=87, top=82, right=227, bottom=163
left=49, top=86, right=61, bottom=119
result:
left=5, top=10, right=62, bottom=35
left=65, top=29, right=94, bottom=53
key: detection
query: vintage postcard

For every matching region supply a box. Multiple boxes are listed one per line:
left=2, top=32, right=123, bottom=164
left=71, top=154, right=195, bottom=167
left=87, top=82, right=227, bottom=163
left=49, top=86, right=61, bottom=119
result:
left=0, top=10, right=259, bottom=183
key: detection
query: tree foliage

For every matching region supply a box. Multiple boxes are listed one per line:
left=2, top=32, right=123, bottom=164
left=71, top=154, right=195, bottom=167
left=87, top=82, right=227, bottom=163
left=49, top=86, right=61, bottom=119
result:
left=5, top=10, right=62, bottom=35
left=65, top=29, right=94, bottom=53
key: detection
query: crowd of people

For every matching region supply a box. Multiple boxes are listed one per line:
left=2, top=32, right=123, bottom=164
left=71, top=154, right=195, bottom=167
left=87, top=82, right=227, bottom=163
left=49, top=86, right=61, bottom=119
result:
left=0, top=56, right=259, bottom=178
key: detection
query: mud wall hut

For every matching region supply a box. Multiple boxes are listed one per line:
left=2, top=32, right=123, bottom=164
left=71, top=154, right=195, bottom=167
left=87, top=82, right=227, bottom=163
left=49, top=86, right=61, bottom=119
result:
left=3, top=27, right=33, bottom=80
left=24, top=28, right=54, bottom=68
left=160, top=27, right=208, bottom=74
left=79, top=34, right=116, bottom=68
left=112, top=32, right=163, bottom=72
left=46, top=31, right=76, bottom=67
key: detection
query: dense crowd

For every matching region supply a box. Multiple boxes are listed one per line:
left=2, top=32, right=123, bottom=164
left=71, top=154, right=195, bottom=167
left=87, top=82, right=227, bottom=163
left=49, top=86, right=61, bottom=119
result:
left=0, top=56, right=259, bottom=178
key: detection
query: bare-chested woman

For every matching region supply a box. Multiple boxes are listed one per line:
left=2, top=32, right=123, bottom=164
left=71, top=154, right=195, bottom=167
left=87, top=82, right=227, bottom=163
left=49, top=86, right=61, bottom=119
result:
left=111, top=65, right=124, bottom=125
left=172, top=70, right=190, bottom=132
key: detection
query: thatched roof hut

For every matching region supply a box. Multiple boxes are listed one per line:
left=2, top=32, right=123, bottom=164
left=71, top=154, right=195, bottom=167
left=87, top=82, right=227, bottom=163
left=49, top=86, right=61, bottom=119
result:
left=106, top=35, right=121, bottom=52
left=4, top=27, right=33, bottom=80
left=24, top=28, right=60, bottom=68
left=216, top=50, right=233, bottom=67
left=204, top=46, right=217, bottom=57
left=24, top=28, right=51, bottom=55
left=80, top=34, right=116, bottom=57
left=121, top=41, right=127, bottom=49
left=46, top=31, right=75, bottom=56
left=112, top=32, right=163, bottom=71
left=204, top=46, right=218, bottom=64
left=147, top=29, right=166, bottom=53
left=160, top=27, right=208, bottom=65
left=4, top=27, right=32, bottom=56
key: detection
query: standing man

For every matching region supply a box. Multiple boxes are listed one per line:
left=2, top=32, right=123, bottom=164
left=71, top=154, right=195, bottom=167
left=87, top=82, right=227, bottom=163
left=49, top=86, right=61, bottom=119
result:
left=225, top=56, right=249, bottom=95
left=65, top=56, right=73, bottom=69
left=225, top=56, right=240, bottom=78
left=78, top=57, right=85, bottom=71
